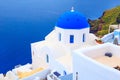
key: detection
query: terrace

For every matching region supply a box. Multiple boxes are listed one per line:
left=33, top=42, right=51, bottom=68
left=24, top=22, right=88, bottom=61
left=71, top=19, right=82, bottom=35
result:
left=94, top=54, right=120, bottom=70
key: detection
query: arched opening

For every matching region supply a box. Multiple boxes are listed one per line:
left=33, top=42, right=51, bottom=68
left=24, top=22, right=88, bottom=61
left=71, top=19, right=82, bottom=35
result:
left=83, top=33, right=85, bottom=42
left=46, top=54, right=49, bottom=63
left=59, top=33, right=61, bottom=41
left=70, top=35, right=74, bottom=43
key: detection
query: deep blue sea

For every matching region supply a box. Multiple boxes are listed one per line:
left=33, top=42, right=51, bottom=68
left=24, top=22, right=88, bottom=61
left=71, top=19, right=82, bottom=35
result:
left=0, top=0, right=120, bottom=73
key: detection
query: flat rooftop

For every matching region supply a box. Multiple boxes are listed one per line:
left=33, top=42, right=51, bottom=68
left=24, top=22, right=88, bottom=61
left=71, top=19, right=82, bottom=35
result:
left=75, top=43, right=120, bottom=71
left=94, top=56, right=120, bottom=68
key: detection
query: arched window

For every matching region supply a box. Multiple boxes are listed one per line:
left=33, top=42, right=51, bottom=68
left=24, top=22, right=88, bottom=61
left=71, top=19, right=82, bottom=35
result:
left=83, top=33, right=85, bottom=42
left=59, top=33, right=61, bottom=41
left=46, top=54, right=49, bottom=63
left=70, top=35, right=74, bottom=43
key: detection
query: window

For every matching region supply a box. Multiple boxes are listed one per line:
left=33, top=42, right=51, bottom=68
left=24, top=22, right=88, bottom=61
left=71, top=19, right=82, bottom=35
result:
left=46, top=54, right=49, bottom=63
left=83, top=33, right=85, bottom=42
left=59, top=33, right=61, bottom=41
left=76, top=72, right=78, bottom=80
left=70, top=35, right=74, bottom=43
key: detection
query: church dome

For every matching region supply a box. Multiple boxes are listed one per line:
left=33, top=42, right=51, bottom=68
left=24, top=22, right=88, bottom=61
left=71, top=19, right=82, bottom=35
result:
left=56, top=10, right=89, bottom=29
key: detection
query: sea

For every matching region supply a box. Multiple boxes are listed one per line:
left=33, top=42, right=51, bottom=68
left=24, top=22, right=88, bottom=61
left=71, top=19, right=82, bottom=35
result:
left=0, top=0, right=120, bottom=74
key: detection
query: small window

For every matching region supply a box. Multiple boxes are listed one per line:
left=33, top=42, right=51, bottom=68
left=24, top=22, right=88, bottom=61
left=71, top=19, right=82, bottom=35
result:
left=59, top=33, right=61, bottom=41
left=70, top=35, right=74, bottom=43
left=63, top=71, right=67, bottom=75
left=46, top=54, right=49, bottom=63
left=83, top=33, right=85, bottom=42
left=76, top=72, right=78, bottom=80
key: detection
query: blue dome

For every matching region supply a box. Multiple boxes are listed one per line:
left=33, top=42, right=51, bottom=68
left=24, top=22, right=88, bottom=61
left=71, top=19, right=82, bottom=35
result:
left=56, top=11, right=89, bottom=29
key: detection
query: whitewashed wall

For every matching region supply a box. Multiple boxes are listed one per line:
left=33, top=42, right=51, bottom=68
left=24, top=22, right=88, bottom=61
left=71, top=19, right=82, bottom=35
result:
left=49, top=55, right=70, bottom=76
left=55, top=27, right=89, bottom=44
left=78, top=43, right=120, bottom=58
left=73, top=43, right=120, bottom=80
left=31, top=45, right=50, bottom=69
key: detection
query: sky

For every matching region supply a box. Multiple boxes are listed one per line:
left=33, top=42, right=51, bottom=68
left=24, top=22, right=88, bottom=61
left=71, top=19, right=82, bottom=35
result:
left=0, top=0, right=120, bottom=20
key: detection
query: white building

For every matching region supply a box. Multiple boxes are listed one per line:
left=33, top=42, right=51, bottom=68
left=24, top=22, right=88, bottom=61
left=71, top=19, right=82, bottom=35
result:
left=102, top=29, right=120, bottom=44
left=73, top=43, right=120, bottom=80
left=31, top=8, right=97, bottom=79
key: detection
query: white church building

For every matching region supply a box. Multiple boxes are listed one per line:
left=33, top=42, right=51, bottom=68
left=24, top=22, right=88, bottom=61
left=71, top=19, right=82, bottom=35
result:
left=31, top=8, right=97, bottom=80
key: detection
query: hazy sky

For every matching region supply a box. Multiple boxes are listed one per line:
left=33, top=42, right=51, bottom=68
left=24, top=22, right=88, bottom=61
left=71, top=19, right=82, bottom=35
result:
left=0, top=0, right=120, bottom=19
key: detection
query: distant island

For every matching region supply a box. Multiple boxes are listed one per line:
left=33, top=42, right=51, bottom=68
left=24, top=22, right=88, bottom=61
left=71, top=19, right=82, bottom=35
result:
left=89, top=6, right=120, bottom=37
